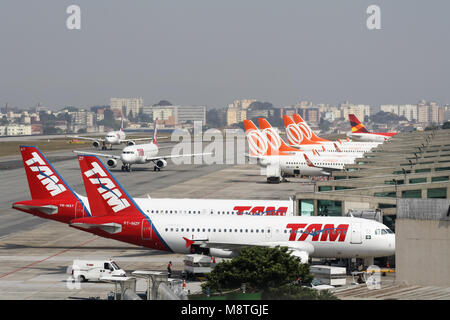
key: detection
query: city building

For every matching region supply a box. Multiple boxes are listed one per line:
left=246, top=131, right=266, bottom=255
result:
left=340, top=102, right=371, bottom=121
left=0, top=124, right=32, bottom=136
left=110, top=98, right=144, bottom=118
left=380, top=105, right=399, bottom=115
left=145, top=105, right=206, bottom=126
left=399, top=104, right=418, bottom=122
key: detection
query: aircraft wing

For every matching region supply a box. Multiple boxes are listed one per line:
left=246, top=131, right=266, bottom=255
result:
left=73, top=150, right=121, bottom=159
left=145, top=152, right=212, bottom=162
left=121, top=136, right=170, bottom=143
left=303, top=153, right=342, bottom=172
left=196, top=240, right=314, bottom=263
left=66, top=135, right=104, bottom=142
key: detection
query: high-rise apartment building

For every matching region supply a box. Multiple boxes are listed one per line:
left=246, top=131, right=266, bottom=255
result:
left=110, top=98, right=143, bottom=117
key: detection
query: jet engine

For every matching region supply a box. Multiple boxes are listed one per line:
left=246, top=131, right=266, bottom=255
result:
left=155, top=159, right=167, bottom=168
left=92, top=141, right=100, bottom=148
left=208, top=248, right=236, bottom=258
left=106, top=158, right=118, bottom=168
left=127, top=141, right=136, bottom=146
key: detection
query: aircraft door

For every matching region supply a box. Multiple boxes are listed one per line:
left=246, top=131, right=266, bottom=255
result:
left=350, top=223, right=362, bottom=244
left=141, top=219, right=153, bottom=240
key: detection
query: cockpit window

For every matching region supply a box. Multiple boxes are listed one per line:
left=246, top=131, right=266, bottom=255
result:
left=381, top=229, right=387, bottom=235
left=385, top=228, right=394, bottom=234
left=375, top=229, right=380, bottom=235
left=111, top=262, right=120, bottom=270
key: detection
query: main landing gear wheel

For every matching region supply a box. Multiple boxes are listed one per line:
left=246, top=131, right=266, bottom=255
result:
left=153, top=166, right=161, bottom=171
left=122, top=164, right=132, bottom=172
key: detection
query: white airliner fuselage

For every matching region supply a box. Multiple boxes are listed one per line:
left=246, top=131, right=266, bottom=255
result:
left=149, top=215, right=395, bottom=261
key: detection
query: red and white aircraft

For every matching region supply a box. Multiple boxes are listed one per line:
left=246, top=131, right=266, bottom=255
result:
left=66, top=154, right=395, bottom=262
left=12, top=146, right=395, bottom=262
left=12, top=146, right=294, bottom=225
left=73, top=121, right=208, bottom=172
left=347, top=114, right=398, bottom=142
left=67, top=116, right=156, bottom=150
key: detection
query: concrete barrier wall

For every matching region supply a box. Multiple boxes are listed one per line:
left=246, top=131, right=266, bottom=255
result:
left=396, top=218, right=450, bottom=286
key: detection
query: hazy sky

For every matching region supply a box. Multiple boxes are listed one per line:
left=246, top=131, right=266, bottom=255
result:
left=0, top=1, right=449, bottom=109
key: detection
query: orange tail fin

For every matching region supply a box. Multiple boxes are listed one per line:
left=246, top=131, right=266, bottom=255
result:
left=282, top=115, right=317, bottom=146
left=292, top=114, right=330, bottom=142
left=258, top=118, right=302, bottom=153
left=244, top=120, right=288, bottom=156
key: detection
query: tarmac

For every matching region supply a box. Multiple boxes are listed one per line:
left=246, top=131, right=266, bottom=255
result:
left=0, top=138, right=311, bottom=299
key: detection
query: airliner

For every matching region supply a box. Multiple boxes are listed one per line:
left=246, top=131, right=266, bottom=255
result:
left=73, top=121, right=209, bottom=172
left=67, top=116, right=158, bottom=150
left=12, top=145, right=395, bottom=262
left=12, top=146, right=294, bottom=225
left=244, top=120, right=352, bottom=178
left=67, top=154, right=395, bottom=262
left=283, top=115, right=381, bottom=152
left=258, top=118, right=365, bottom=159
left=346, top=114, right=398, bottom=142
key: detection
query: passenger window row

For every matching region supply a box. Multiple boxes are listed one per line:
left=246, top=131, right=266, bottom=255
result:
left=165, top=227, right=270, bottom=233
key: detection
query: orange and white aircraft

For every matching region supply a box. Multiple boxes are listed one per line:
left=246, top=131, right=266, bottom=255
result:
left=244, top=120, right=353, bottom=182
left=257, top=118, right=364, bottom=159
left=347, top=114, right=398, bottom=142
left=283, top=114, right=381, bottom=152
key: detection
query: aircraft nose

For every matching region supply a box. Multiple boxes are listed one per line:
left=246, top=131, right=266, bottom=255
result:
left=120, top=154, right=133, bottom=164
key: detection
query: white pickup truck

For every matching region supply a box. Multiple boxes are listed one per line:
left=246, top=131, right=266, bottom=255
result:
left=68, top=259, right=126, bottom=282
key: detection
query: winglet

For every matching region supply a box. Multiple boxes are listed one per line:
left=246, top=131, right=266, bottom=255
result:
left=183, top=237, right=195, bottom=248
left=334, top=142, right=342, bottom=152
left=303, top=153, right=315, bottom=167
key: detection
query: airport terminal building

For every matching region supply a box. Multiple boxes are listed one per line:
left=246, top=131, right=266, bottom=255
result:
left=293, top=129, right=450, bottom=232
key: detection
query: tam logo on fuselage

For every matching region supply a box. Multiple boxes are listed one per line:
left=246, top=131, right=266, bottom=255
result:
left=286, top=223, right=349, bottom=242
left=233, top=206, right=288, bottom=216
left=84, top=161, right=130, bottom=213
left=25, top=152, right=67, bottom=196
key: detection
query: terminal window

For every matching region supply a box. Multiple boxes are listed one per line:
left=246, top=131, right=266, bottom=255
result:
left=299, top=200, right=314, bottom=216
left=431, top=176, right=449, bottom=182
left=427, top=188, right=447, bottom=199
left=402, top=190, right=422, bottom=198
left=317, top=200, right=342, bottom=216
left=409, top=178, right=427, bottom=184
